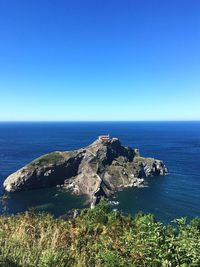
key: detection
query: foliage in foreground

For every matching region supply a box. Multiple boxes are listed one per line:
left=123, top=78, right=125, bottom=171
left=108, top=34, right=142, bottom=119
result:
left=0, top=201, right=199, bottom=267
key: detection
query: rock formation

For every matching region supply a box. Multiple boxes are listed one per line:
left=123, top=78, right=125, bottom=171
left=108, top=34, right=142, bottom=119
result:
left=3, top=138, right=168, bottom=206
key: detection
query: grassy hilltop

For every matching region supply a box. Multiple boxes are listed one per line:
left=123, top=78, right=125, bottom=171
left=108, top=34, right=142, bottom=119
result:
left=0, top=201, right=199, bottom=267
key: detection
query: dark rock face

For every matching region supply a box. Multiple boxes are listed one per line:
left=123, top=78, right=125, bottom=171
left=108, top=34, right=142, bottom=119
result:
left=3, top=138, right=168, bottom=206
left=3, top=151, right=84, bottom=193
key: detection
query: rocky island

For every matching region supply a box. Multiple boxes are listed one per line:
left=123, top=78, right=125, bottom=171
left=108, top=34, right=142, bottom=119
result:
left=3, top=137, right=168, bottom=206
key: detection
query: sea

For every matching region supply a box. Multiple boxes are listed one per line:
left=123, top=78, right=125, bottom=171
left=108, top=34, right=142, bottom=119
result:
left=0, top=121, right=200, bottom=224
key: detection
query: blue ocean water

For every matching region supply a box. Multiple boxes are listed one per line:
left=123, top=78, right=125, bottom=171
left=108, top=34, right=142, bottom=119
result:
left=0, top=122, right=200, bottom=223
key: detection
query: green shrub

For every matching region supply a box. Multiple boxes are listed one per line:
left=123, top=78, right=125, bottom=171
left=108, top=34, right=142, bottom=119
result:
left=0, top=201, right=199, bottom=267
left=28, top=152, right=64, bottom=167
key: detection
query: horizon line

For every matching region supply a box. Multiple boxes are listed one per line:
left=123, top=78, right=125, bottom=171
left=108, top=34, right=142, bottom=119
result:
left=0, top=120, right=200, bottom=123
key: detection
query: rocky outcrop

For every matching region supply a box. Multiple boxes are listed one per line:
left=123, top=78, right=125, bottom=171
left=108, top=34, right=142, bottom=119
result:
left=3, top=138, right=168, bottom=206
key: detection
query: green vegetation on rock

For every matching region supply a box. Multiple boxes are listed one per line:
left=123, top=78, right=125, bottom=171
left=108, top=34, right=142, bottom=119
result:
left=0, top=201, right=199, bottom=267
left=28, top=152, right=65, bottom=167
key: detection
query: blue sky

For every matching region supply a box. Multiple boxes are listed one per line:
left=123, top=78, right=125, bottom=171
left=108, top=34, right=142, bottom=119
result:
left=0, top=0, right=199, bottom=121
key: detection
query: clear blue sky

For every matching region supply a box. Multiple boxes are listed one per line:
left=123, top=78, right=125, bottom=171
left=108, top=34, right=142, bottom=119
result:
left=0, top=0, right=199, bottom=121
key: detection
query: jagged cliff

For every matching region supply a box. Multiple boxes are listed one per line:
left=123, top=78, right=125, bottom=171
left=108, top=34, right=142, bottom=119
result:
left=3, top=138, right=167, bottom=206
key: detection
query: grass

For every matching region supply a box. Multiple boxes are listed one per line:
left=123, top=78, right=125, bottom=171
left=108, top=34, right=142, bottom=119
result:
left=0, top=201, right=199, bottom=267
left=28, top=152, right=65, bottom=167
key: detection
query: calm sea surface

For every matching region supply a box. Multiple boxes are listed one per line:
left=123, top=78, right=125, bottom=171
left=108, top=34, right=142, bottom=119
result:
left=0, top=122, right=200, bottom=223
